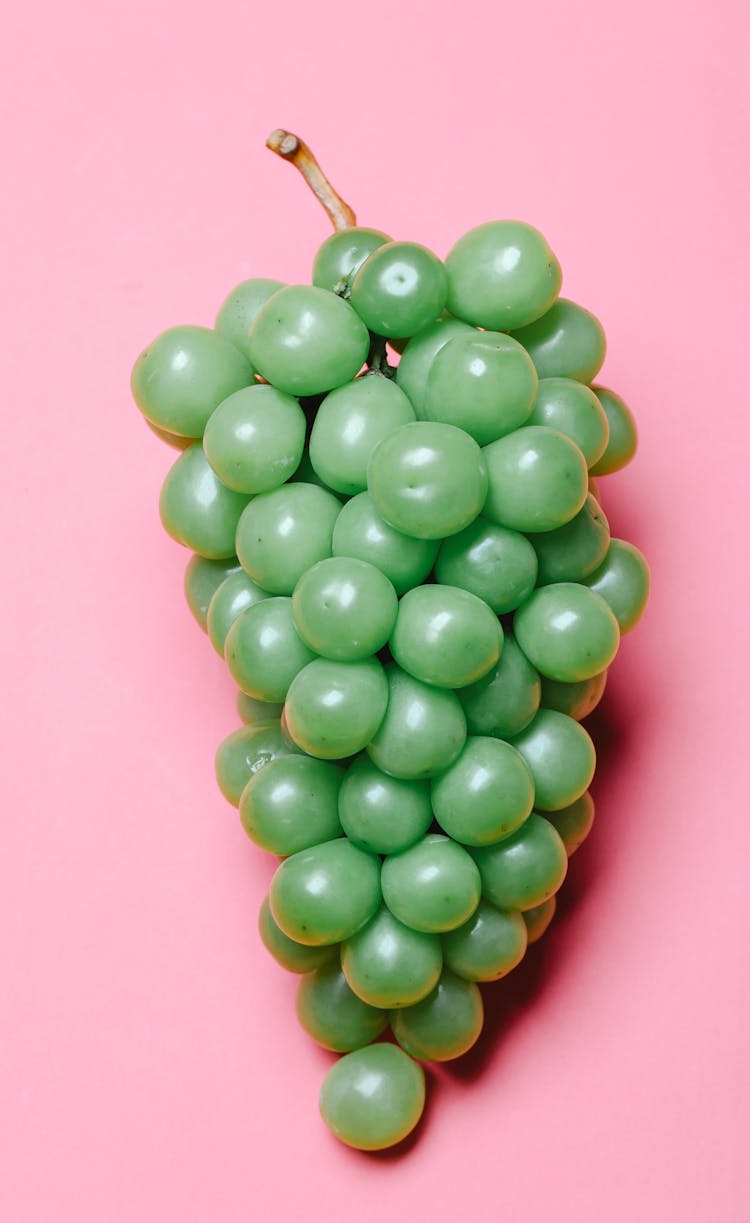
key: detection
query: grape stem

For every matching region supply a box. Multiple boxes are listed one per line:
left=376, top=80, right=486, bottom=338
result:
left=266, top=130, right=356, bottom=231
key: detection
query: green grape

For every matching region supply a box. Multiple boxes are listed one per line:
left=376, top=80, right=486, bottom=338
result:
left=423, top=331, right=538, bottom=444
left=332, top=492, right=439, bottom=595
left=540, top=671, right=608, bottom=721
left=202, top=384, right=306, bottom=494
left=483, top=426, right=588, bottom=533
left=350, top=241, right=447, bottom=337
left=390, top=584, right=502, bottom=689
left=381, top=834, right=481, bottom=933
left=239, top=755, right=343, bottom=856
left=225, top=597, right=315, bottom=701
left=341, top=906, right=442, bottom=1008
left=289, top=447, right=341, bottom=495
left=206, top=571, right=269, bottom=656
left=146, top=419, right=197, bottom=449
left=292, top=557, right=398, bottom=661
left=367, top=665, right=467, bottom=779
left=442, top=900, right=527, bottom=982
left=395, top=317, right=476, bottom=415
left=159, top=444, right=250, bottom=559
left=435, top=519, right=538, bottom=614
left=527, top=377, right=610, bottom=468
left=511, top=299, right=606, bottom=383
left=589, top=387, right=638, bottom=475
left=269, top=838, right=381, bottom=945
left=457, top=634, right=541, bottom=739
left=514, top=582, right=620, bottom=682
left=248, top=286, right=369, bottom=395
left=531, top=495, right=611, bottom=585
left=284, top=658, right=389, bottom=760
left=319, top=1043, right=426, bottom=1152
left=309, top=375, right=415, bottom=495
left=470, top=814, right=568, bottom=911
left=523, top=896, right=557, bottom=944
left=312, top=227, right=392, bottom=292
left=183, top=554, right=241, bottom=631
left=296, top=961, right=388, bottom=1053
left=215, top=278, right=285, bottom=360
left=215, top=720, right=298, bottom=807
left=445, top=220, right=562, bottom=331
left=338, top=757, right=433, bottom=855
left=368, top=421, right=488, bottom=540
left=511, top=709, right=595, bottom=810
left=131, top=325, right=254, bottom=438
left=588, top=475, right=603, bottom=504
left=545, top=791, right=595, bottom=856
left=235, top=483, right=341, bottom=595
left=431, top=737, right=534, bottom=846
left=237, top=692, right=284, bottom=724
left=258, top=896, right=337, bottom=974
left=581, top=539, right=650, bottom=631
left=391, top=969, right=483, bottom=1062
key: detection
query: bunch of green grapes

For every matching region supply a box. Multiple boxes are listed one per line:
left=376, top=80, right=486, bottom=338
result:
left=131, top=132, right=649, bottom=1153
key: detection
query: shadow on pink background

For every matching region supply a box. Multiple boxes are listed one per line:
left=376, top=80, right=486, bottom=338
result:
left=1, top=1, right=748, bottom=1219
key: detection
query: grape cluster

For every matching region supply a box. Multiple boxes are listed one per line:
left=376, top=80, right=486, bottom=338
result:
left=132, top=203, right=648, bottom=1152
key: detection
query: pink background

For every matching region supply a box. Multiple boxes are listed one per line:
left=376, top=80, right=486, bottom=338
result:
left=2, top=1, right=749, bottom=1219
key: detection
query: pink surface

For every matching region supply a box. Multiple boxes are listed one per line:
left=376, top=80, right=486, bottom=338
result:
left=2, top=1, right=749, bottom=1219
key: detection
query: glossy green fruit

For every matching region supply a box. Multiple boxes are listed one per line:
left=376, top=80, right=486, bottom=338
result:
left=296, top=962, right=388, bottom=1052
left=350, top=241, right=447, bottom=337
left=368, top=421, right=488, bottom=540
left=445, top=221, right=562, bottom=331
left=269, top=838, right=381, bottom=945
left=341, top=906, right=442, bottom=1008
left=511, top=709, right=596, bottom=810
left=284, top=658, right=389, bottom=760
left=457, top=635, right=541, bottom=739
left=523, top=896, right=557, bottom=943
left=183, top=554, right=241, bottom=631
left=546, top=791, right=595, bottom=855
left=514, top=582, right=620, bottom=682
left=511, top=299, right=606, bottom=383
left=423, top=331, right=538, bottom=443
left=540, top=671, right=608, bottom=720
left=319, top=1043, right=425, bottom=1151
left=531, top=495, right=611, bottom=585
left=248, top=286, right=369, bottom=395
left=368, top=665, right=467, bottom=779
left=332, top=492, right=439, bottom=595
left=236, top=483, right=341, bottom=595
left=392, top=969, right=483, bottom=1062
left=381, top=834, right=481, bottom=933
left=239, top=755, right=343, bottom=856
left=442, top=900, right=528, bottom=982
left=338, top=758, right=433, bottom=855
left=215, top=720, right=298, bottom=807
left=215, top=278, right=285, bottom=360
left=202, top=384, right=306, bottom=494
left=225, top=597, right=316, bottom=701
left=483, top=426, right=588, bottom=533
left=146, top=419, right=198, bottom=449
left=258, top=897, right=337, bottom=974
left=309, top=375, right=415, bottom=495
left=206, top=571, right=269, bottom=656
left=527, top=377, right=610, bottom=468
left=159, top=444, right=250, bottom=559
left=589, top=387, right=638, bottom=475
left=431, top=737, right=534, bottom=846
left=390, top=584, right=502, bottom=689
left=581, top=539, right=650, bottom=632
left=312, top=227, right=392, bottom=292
left=292, top=557, right=398, bottom=661
left=435, top=519, right=538, bottom=614
left=237, top=692, right=284, bottom=724
left=470, top=814, right=568, bottom=911
left=396, top=317, right=475, bottom=415
left=131, top=325, right=253, bottom=437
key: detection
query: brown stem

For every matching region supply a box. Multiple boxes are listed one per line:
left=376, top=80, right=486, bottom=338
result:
left=266, top=130, right=356, bottom=232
